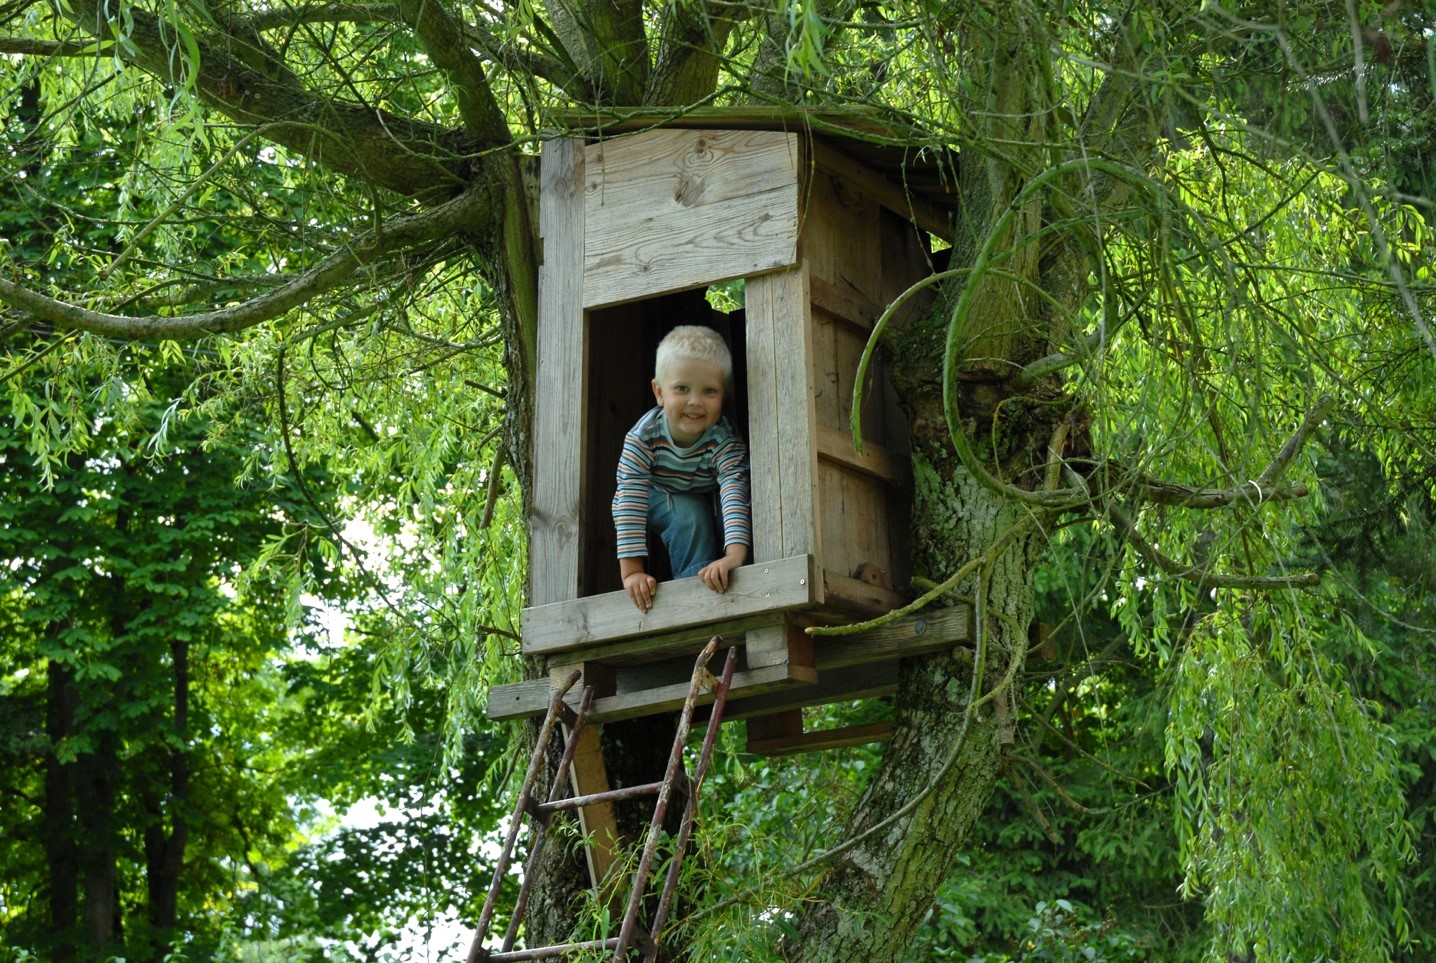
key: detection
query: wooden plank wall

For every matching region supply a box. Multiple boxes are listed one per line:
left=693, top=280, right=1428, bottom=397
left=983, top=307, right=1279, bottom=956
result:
left=745, top=266, right=819, bottom=566
left=532, top=139, right=588, bottom=608
left=800, top=144, right=931, bottom=590
left=583, top=129, right=801, bottom=309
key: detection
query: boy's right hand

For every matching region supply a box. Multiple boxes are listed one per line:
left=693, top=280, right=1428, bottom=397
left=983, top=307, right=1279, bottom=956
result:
left=624, top=572, right=658, bottom=613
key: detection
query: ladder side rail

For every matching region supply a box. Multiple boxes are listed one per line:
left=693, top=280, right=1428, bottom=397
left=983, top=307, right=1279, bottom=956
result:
left=643, top=646, right=738, bottom=960
left=468, top=669, right=583, bottom=963
left=613, top=636, right=722, bottom=959
left=503, top=685, right=599, bottom=952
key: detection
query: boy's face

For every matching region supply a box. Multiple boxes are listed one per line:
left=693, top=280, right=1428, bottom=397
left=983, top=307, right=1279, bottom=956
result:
left=652, top=357, right=726, bottom=447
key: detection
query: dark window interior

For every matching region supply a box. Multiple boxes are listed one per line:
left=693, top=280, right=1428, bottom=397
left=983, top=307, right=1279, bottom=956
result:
left=580, top=289, right=747, bottom=596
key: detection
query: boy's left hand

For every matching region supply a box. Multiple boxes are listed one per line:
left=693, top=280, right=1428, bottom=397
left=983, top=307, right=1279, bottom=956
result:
left=698, top=546, right=747, bottom=593
left=698, top=557, right=737, bottom=593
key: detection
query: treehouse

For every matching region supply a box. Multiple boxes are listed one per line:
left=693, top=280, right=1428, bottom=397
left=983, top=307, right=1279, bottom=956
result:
left=488, top=110, right=973, bottom=758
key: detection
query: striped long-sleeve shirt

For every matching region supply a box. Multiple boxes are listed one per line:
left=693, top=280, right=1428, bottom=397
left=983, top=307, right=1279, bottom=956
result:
left=612, top=407, right=752, bottom=559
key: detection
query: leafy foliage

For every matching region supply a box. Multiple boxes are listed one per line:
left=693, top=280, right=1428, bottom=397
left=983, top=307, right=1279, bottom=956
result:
left=0, top=359, right=334, bottom=957
left=3, top=0, right=1436, bottom=960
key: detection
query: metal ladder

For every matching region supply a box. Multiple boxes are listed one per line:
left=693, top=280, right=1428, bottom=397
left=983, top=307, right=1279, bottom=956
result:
left=466, top=636, right=738, bottom=962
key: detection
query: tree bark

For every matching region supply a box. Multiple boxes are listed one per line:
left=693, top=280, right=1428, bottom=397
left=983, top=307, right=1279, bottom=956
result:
left=44, top=656, right=79, bottom=963
left=76, top=727, right=121, bottom=957
left=143, top=637, right=190, bottom=959
left=786, top=444, right=1046, bottom=962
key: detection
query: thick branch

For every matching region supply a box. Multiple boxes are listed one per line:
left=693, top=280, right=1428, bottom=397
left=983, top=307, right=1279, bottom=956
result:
left=393, top=0, right=509, bottom=144
left=1102, top=497, right=1320, bottom=590
left=0, top=38, right=108, bottom=55
left=461, top=21, right=587, bottom=98
left=647, top=1, right=734, bottom=105
left=1254, top=395, right=1335, bottom=489
left=1012, top=299, right=1136, bottom=388
left=1097, top=395, right=1335, bottom=508
left=1113, top=471, right=1311, bottom=509
left=0, top=185, right=494, bottom=340
left=58, top=0, right=476, bottom=201
left=548, top=0, right=649, bottom=105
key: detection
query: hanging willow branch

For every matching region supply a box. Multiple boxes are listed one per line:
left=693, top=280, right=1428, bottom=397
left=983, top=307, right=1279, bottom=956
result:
left=0, top=183, right=495, bottom=340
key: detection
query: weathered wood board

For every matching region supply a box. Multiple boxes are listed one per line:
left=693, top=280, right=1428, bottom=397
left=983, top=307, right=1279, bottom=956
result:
left=582, top=661, right=816, bottom=724
left=715, top=661, right=901, bottom=721
left=521, top=555, right=817, bottom=656
left=487, top=660, right=817, bottom=724
left=745, top=267, right=819, bottom=564
left=565, top=724, right=622, bottom=886
left=583, top=129, right=801, bottom=308
left=531, top=139, right=587, bottom=608
left=490, top=603, right=970, bottom=722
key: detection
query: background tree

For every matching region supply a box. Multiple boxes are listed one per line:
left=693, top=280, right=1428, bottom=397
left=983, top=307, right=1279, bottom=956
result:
left=0, top=364, right=329, bottom=959
left=0, top=366, right=516, bottom=961
left=2, top=1, right=1434, bottom=961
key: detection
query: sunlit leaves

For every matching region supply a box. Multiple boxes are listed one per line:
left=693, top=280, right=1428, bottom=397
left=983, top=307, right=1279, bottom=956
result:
left=1168, top=596, right=1414, bottom=960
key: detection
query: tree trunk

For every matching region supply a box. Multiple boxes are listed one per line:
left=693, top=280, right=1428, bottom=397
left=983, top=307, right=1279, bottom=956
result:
left=44, top=656, right=79, bottom=963
left=143, top=637, right=191, bottom=959
left=787, top=441, right=1046, bottom=962
left=77, top=727, right=121, bottom=957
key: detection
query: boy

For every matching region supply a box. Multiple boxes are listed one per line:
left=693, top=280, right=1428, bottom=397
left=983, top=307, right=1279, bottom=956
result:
left=612, top=325, right=752, bottom=613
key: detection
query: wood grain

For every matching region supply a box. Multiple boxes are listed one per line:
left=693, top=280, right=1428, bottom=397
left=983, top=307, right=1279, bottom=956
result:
left=566, top=723, right=622, bottom=889
left=583, top=129, right=801, bottom=308
left=532, top=139, right=587, bottom=606
left=747, top=268, right=819, bottom=560
left=521, top=555, right=817, bottom=655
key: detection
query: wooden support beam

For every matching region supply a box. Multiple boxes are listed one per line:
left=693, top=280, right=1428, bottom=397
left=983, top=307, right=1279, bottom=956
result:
left=816, top=424, right=909, bottom=489
left=530, top=139, right=587, bottom=609
left=747, top=720, right=894, bottom=757
left=745, top=708, right=803, bottom=743
left=743, top=618, right=815, bottom=672
left=542, top=613, right=782, bottom=668
left=492, top=605, right=971, bottom=722
left=551, top=661, right=617, bottom=698
left=583, top=661, right=816, bottom=724
left=521, top=555, right=817, bottom=657
left=821, top=569, right=909, bottom=616
left=489, top=659, right=817, bottom=723
left=565, top=723, right=622, bottom=891
left=812, top=604, right=970, bottom=670
left=808, top=275, right=883, bottom=331
left=746, top=268, right=819, bottom=562
left=714, top=661, right=899, bottom=721
left=487, top=680, right=553, bottom=721
left=715, top=605, right=971, bottom=720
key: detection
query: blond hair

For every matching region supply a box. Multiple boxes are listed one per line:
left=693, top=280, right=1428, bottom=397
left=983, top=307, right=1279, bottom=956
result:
left=654, top=325, right=733, bottom=386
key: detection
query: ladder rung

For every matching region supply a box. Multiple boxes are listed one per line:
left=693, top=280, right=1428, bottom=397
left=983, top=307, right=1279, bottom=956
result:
left=483, top=936, right=620, bottom=961
left=532, top=780, right=664, bottom=815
